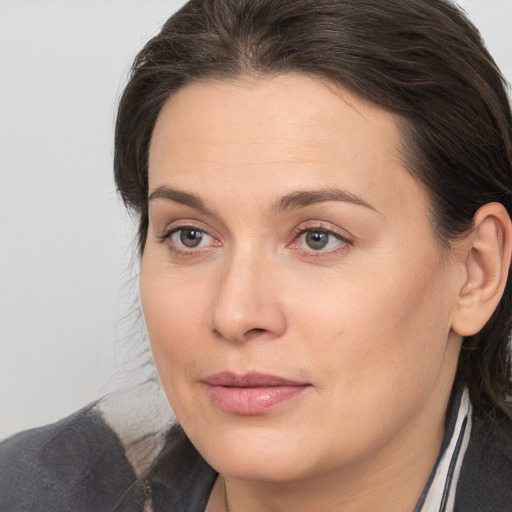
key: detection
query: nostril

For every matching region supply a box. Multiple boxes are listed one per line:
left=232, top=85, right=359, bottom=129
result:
left=244, top=328, right=269, bottom=340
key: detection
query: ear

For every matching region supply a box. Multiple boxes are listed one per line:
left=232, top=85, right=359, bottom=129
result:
left=451, top=202, right=512, bottom=337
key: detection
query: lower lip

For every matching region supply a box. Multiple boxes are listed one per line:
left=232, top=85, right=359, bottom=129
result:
left=204, top=384, right=311, bottom=414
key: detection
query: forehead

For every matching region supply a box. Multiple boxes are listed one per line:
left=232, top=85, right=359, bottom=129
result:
left=150, top=74, right=401, bottom=165
left=148, top=74, right=427, bottom=218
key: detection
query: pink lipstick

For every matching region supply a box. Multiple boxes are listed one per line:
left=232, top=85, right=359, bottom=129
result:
left=202, top=372, right=311, bottom=414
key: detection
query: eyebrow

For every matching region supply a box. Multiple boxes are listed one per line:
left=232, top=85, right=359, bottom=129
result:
left=148, top=185, right=210, bottom=213
left=148, top=185, right=378, bottom=214
left=272, top=188, right=378, bottom=213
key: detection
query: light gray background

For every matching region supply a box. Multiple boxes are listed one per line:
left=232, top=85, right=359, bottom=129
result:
left=1, top=0, right=511, bottom=440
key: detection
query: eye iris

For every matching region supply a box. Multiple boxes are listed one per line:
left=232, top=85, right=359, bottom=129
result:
left=180, top=229, right=203, bottom=248
left=305, top=231, right=329, bottom=250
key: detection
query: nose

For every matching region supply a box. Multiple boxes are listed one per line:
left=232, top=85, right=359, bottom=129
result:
left=210, top=251, right=287, bottom=343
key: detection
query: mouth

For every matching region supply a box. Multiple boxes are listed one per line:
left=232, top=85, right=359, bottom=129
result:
left=202, top=371, right=312, bottom=415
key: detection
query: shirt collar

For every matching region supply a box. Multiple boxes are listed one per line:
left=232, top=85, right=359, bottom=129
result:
left=414, top=384, right=472, bottom=512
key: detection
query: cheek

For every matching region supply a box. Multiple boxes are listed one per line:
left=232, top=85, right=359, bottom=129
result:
left=275, top=260, right=456, bottom=465
left=139, top=265, right=210, bottom=392
left=293, top=253, right=455, bottom=407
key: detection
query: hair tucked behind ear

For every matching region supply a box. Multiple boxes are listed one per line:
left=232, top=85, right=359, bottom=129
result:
left=114, top=0, right=512, bottom=425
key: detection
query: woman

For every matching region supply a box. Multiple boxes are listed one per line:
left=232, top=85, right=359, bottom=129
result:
left=1, top=0, right=511, bottom=511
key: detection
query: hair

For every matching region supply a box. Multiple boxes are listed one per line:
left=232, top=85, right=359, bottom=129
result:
left=114, top=0, right=512, bottom=424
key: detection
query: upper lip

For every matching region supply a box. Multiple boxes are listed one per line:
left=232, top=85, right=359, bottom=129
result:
left=202, top=371, right=310, bottom=387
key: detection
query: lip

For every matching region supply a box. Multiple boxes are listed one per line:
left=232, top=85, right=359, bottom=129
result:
left=202, top=371, right=312, bottom=415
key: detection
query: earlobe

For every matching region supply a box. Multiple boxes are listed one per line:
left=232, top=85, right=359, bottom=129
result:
left=452, top=203, right=512, bottom=337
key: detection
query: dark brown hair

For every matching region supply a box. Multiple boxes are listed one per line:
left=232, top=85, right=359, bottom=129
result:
left=114, top=0, right=512, bottom=423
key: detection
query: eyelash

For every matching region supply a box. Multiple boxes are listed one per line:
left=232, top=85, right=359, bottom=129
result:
left=157, top=222, right=353, bottom=257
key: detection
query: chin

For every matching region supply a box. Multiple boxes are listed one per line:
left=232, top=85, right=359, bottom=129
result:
left=189, top=423, right=324, bottom=483
left=210, top=451, right=313, bottom=483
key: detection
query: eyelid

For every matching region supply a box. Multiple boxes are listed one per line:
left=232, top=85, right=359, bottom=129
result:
left=157, top=218, right=219, bottom=239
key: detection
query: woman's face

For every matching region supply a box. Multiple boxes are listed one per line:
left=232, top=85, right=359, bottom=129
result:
left=140, top=74, right=463, bottom=483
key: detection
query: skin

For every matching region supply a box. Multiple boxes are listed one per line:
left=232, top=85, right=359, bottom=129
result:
left=140, top=74, right=467, bottom=512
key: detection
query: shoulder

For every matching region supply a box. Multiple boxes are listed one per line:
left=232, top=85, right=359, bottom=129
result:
left=0, top=404, right=141, bottom=512
left=456, top=412, right=512, bottom=511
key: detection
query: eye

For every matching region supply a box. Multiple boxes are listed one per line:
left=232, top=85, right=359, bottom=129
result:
left=159, top=225, right=220, bottom=253
left=174, top=228, right=207, bottom=248
left=302, top=230, right=333, bottom=250
left=290, top=224, right=353, bottom=255
left=298, top=230, right=343, bottom=251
